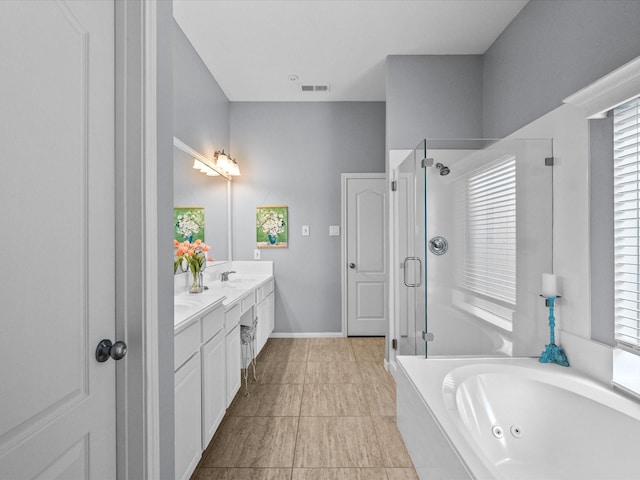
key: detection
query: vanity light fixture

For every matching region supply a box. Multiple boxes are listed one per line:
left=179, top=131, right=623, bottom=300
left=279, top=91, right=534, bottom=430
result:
left=191, top=151, right=241, bottom=178
left=228, top=158, right=241, bottom=176
left=175, top=137, right=231, bottom=180
left=214, top=150, right=241, bottom=177
left=192, top=158, right=220, bottom=176
left=214, top=150, right=232, bottom=171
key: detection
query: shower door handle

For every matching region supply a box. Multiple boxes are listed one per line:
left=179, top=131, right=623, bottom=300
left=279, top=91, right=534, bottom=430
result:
left=403, top=257, right=423, bottom=288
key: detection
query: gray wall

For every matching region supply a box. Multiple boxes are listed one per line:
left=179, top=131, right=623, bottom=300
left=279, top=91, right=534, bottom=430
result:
left=173, top=19, right=230, bottom=153
left=386, top=1, right=640, bottom=146
left=480, top=0, right=640, bottom=345
left=230, top=102, right=385, bottom=333
left=386, top=55, right=483, bottom=150
left=173, top=20, right=230, bottom=260
left=482, top=0, right=640, bottom=138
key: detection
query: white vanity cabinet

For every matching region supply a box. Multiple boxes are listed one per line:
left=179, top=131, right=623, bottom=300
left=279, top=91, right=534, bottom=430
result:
left=255, top=279, right=275, bottom=353
left=200, top=306, right=226, bottom=449
left=174, top=319, right=202, bottom=480
left=267, top=288, right=275, bottom=340
left=224, top=293, right=253, bottom=407
left=174, top=302, right=226, bottom=480
left=173, top=264, right=274, bottom=480
left=225, top=323, right=241, bottom=406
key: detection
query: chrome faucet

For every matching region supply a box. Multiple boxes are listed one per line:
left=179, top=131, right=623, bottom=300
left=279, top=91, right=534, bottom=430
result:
left=220, top=270, right=236, bottom=282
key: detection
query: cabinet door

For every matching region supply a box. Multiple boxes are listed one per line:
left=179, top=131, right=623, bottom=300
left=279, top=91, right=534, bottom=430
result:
left=225, top=324, right=241, bottom=407
left=201, top=330, right=226, bottom=449
left=175, top=352, right=202, bottom=480
left=268, top=292, right=275, bottom=336
left=256, top=298, right=268, bottom=354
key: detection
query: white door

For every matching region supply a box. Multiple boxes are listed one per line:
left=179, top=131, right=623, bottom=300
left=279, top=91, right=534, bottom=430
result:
left=0, top=1, right=117, bottom=478
left=345, top=175, right=387, bottom=336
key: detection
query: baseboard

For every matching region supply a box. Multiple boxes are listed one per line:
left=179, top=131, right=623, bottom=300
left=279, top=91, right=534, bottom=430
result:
left=386, top=359, right=398, bottom=380
left=269, top=332, right=345, bottom=338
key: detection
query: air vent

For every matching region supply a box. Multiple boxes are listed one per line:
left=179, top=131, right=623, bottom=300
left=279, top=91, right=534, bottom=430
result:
left=300, top=84, right=330, bottom=92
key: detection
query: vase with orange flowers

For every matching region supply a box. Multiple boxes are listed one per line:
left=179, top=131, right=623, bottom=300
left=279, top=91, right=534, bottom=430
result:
left=174, top=239, right=211, bottom=293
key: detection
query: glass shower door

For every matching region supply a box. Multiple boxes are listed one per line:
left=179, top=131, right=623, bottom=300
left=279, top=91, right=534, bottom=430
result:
left=394, top=141, right=427, bottom=356
left=424, top=138, right=553, bottom=358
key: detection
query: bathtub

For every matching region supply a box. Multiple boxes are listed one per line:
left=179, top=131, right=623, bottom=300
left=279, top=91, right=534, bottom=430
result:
left=395, top=356, right=640, bottom=480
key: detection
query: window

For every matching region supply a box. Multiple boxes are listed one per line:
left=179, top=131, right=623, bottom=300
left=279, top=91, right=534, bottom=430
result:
left=458, top=155, right=517, bottom=306
left=614, top=97, right=640, bottom=351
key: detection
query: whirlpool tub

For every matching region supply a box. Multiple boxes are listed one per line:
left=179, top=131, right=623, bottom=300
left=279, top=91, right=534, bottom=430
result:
left=395, top=356, right=640, bottom=480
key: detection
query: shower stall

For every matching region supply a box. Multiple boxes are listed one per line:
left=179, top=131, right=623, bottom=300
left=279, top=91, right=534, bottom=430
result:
left=392, top=138, right=554, bottom=358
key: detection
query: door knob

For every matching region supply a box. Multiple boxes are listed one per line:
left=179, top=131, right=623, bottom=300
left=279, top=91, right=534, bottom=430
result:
left=349, top=263, right=356, bottom=269
left=96, top=339, right=128, bottom=362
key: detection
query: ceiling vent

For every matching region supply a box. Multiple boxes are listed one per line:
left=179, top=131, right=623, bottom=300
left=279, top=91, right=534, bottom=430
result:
left=301, top=84, right=330, bottom=92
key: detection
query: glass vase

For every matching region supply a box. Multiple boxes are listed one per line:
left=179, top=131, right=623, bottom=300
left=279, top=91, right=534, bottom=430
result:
left=190, top=270, right=204, bottom=294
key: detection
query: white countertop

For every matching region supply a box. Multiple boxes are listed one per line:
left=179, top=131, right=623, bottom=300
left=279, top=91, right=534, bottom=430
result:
left=174, top=270, right=273, bottom=331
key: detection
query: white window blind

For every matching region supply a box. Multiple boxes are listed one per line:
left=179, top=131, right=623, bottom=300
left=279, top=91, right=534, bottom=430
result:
left=460, top=155, right=517, bottom=305
left=614, top=96, right=640, bottom=351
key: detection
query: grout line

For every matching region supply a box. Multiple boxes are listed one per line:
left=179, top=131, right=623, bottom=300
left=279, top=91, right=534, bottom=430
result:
left=291, top=351, right=308, bottom=470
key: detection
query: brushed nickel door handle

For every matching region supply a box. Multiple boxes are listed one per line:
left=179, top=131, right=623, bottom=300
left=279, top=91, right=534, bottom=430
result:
left=95, top=339, right=128, bottom=362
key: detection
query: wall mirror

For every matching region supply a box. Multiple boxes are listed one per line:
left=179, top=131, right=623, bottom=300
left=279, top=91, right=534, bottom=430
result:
left=173, top=137, right=231, bottom=266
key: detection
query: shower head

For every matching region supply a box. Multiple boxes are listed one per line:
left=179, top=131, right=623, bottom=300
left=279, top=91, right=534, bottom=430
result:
left=435, top=163, right=450, bottom=176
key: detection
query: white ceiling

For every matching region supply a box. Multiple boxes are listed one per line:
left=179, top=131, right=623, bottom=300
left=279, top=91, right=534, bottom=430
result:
left=173, top=0, right=528, bottom=102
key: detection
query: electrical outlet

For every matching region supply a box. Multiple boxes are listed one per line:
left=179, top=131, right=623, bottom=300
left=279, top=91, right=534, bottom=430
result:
left=254, top=249, right=261, bottom=260
left=329, top=225, right=340, bottom=236
left=302, top=225, right=310, bottom=236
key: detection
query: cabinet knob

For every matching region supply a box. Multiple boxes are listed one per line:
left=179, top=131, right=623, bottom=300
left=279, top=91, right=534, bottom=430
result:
left=349, top=263, right=356, bottom=269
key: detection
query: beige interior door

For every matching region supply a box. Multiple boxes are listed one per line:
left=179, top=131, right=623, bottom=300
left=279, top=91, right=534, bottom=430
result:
left=346, top=175, right=387, bottom=336
left=0, top=1, right=117, bottom=477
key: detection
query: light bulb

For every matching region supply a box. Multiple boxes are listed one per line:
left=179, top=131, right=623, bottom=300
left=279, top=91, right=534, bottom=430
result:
left=193, top=159, right=206, bottom=171
left=229, top=160, right=240, bottom=176
left=216, top=154, right=231, bottom=173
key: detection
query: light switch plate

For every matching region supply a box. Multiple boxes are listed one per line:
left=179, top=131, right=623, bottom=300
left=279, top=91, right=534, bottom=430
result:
left=302, top=225, right=310, bottom=236
left=329, top=225, right=340, bottom=236
left=254, top=249, right=261, bottom=260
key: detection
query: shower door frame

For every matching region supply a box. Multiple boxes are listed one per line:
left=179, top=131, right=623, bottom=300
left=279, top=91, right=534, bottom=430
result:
left=389, top=143, right=428, bottom=366
left=389, top=138, right=553, bottom=367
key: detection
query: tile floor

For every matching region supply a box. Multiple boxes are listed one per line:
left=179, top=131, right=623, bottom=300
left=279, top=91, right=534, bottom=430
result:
left=192, top=337, right=418, bottom=480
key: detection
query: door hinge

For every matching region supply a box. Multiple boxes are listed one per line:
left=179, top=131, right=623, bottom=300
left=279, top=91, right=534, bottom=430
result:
left=422, top=331, right=435, bottom=342
left=392, top=338, right=398, bottom=350
left=421, top=158, right=433, bottom=168
left=545, top=157, right=554, bottom=166
left=391, top=180, right=397, bottom=192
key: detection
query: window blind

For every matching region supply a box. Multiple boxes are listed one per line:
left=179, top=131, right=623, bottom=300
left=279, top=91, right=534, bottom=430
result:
left=614, top=97, right=640, bottom=351
left=460, top=155, right=517, bottom=305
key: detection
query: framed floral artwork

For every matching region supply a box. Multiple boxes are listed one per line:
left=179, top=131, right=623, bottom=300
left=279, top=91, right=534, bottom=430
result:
left=256, top=206, right=288, bottom=248
left=174, top=206, right=205, bottom=243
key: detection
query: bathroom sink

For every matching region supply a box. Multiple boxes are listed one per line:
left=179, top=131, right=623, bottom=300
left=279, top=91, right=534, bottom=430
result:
left=174, top=298, right=201, bottom=315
